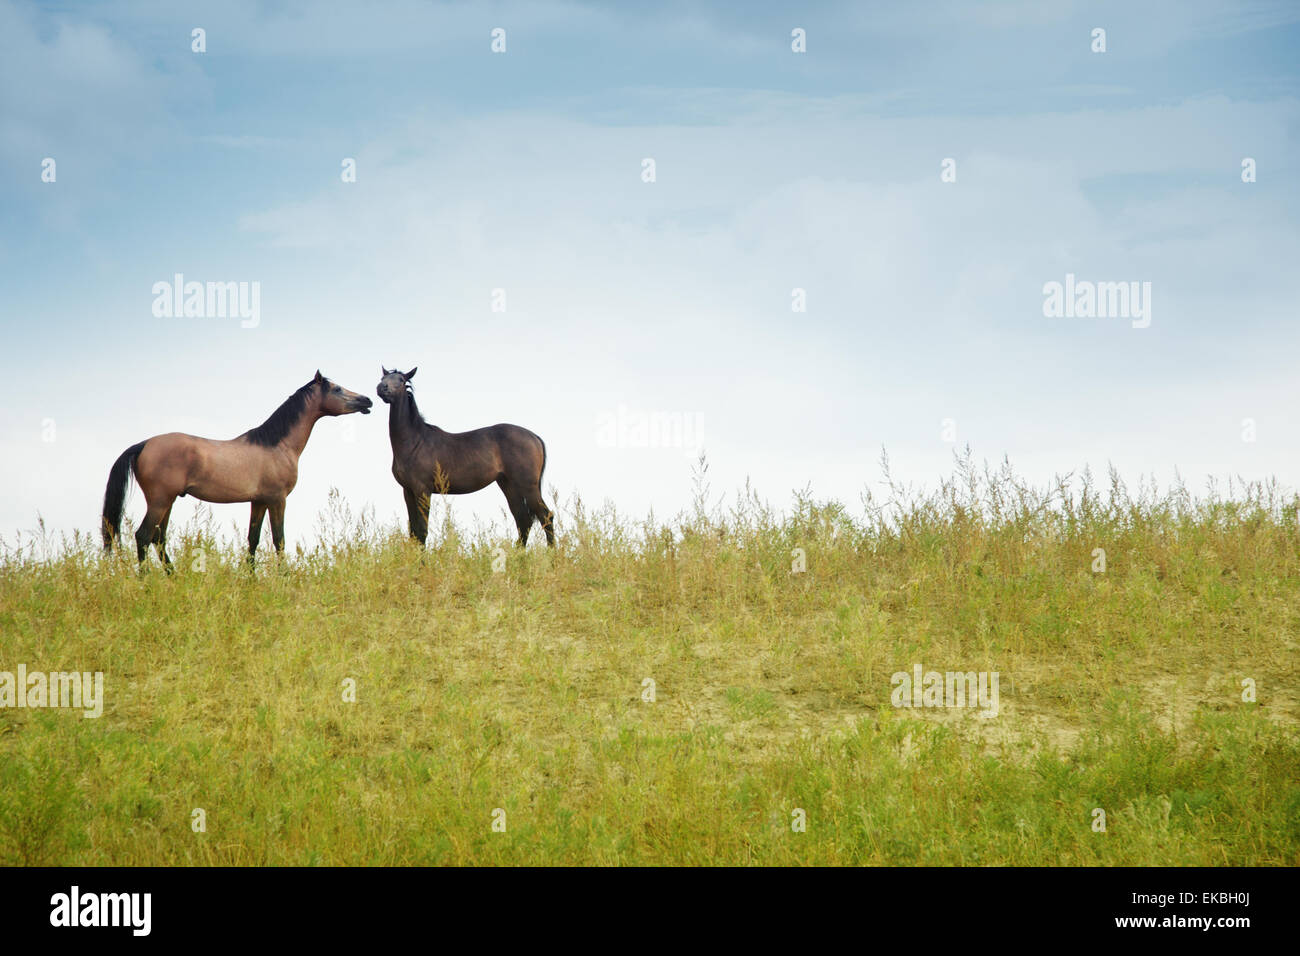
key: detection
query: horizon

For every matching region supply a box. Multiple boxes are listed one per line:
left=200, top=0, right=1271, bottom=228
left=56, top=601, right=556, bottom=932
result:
left=6, top=442, right=1296, bottom=561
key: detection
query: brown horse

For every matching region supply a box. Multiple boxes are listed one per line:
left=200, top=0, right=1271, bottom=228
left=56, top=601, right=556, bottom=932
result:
left=102, top=371, right=372, bottom=568
left=376, top=367, right=554, bottom=547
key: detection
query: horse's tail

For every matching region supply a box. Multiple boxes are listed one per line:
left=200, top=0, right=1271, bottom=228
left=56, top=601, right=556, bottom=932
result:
left=530, top=430, right=555, bottom=545
left=102, top=440, right=147, bottom=551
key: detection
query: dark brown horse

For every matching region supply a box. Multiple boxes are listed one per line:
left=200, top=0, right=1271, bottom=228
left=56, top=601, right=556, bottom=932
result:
left=376, top=367, right=554, bottom=547
left=102, top=371, right=372, bottom=567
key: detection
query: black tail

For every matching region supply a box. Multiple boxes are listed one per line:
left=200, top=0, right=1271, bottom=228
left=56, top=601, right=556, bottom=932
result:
left=102, top=441, right=146, bottom=551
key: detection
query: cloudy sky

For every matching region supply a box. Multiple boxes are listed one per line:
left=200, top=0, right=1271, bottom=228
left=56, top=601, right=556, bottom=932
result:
left=2, top=0, right=1298, bottom=551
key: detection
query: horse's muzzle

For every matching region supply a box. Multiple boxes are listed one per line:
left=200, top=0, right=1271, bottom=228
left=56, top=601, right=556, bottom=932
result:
left=353, top=396, right=373, bottom=414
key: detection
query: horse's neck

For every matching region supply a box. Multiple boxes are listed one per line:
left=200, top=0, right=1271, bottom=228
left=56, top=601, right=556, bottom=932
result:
left=280, top=399, right=322, bottom=457
left=390, top=395, right=432, bottom=447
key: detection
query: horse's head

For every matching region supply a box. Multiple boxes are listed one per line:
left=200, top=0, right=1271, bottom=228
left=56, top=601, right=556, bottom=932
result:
left=314, top=370, right=372, bottom=416
left=376, top=366, right=417, bottom=404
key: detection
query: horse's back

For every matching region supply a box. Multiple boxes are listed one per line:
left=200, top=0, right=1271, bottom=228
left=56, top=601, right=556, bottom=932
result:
left=488, top=422, right=544, bottom=449
left=137, top=432, right=202, bottom=466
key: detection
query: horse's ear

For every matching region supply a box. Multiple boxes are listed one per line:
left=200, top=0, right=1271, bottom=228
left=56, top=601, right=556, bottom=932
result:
left=314, top=370, right=324, bottom=383
left=381, top=366, right=390, bottom=375
left=405, top=367, right=417, bottom=380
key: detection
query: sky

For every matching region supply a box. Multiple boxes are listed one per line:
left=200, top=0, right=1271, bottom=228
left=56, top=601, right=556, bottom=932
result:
left=1, top=0, right=1298, bottom=552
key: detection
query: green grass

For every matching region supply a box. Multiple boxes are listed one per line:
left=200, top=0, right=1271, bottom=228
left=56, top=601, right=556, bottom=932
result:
left=1, top=454, right=1298, bottom=865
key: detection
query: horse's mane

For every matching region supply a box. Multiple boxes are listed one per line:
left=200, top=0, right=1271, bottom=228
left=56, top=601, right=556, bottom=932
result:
left=398, top=384, right=428, bottom=430
left=242, top=379, right=321, bottom=447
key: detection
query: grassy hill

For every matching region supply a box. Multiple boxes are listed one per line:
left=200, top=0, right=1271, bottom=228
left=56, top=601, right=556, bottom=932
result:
left=2, top=457, right=1298, bottom=865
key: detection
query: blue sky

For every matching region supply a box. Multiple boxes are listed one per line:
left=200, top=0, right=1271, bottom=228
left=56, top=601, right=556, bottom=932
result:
left=2, top=0, right=1299, bottom=550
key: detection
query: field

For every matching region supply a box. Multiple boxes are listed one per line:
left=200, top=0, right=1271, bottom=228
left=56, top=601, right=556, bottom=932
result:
left=2, top=456, right=1298, bottom=866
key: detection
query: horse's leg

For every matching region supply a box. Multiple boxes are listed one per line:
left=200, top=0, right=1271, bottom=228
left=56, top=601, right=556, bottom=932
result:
left=527, top=484, right=555, bottom=547
left=134, top=499, right=171, bottom=567
left=153, top=505, right=175, bottom=573
left=269, top=500, right=287, bottom=556
left=403, top=486, right=430, bottom=546
left=247, top=502, right=267, bottom=565
left=498, top=479, right=534, bottom=547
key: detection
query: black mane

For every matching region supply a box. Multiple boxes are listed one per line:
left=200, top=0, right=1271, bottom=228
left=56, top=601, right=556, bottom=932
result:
left=398, top=384, right=427, bottom=429
left=242, top=379, right=321, bottom=447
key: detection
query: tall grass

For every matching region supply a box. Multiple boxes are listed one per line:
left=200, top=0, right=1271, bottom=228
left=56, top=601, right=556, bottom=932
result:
left=1, top=453, right=1297, bottom=865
